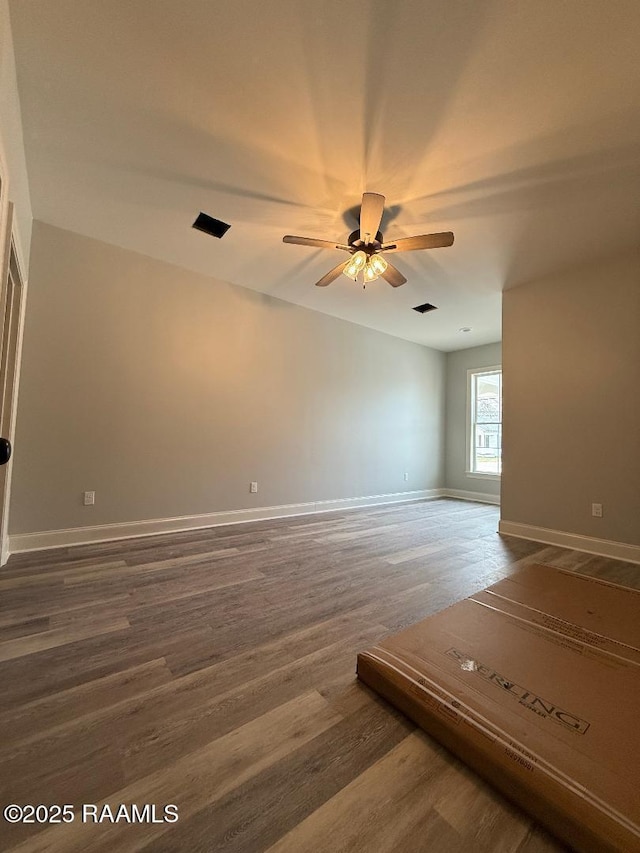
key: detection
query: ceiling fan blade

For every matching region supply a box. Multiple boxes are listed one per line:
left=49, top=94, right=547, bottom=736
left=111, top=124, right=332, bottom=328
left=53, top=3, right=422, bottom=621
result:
left=381, top=262, right=407, bottom=288
left=380, top=231, right=455, bottom=253
left=315, top=260, right=348, bottom=287
left=283, top=235, right=351, bottom=251
left=359, top=193, right=385, bottom=244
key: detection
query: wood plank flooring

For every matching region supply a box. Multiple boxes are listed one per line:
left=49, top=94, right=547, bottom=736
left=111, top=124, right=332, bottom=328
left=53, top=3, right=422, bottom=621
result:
left=0, top=498, right=637, bottom=852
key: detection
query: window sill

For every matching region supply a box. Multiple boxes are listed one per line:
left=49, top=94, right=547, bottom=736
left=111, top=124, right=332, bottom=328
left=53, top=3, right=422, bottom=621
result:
left=466, top=472, right=501, bottom=481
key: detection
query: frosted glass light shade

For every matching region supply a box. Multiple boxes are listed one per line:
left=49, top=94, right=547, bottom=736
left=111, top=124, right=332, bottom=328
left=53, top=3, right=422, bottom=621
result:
left=369, top=254, right=388, bottom=275
left=343, top=250, right=367, bottom=278
left=363, top=262, right=379, bottom=282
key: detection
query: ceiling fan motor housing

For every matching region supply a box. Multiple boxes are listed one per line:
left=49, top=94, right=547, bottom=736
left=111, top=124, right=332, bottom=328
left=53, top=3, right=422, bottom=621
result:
left=347, top=229, right=383, bottom=251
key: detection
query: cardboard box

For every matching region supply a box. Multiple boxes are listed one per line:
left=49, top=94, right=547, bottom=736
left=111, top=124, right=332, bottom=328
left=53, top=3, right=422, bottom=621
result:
left=356, top=564, right=640, bottom=852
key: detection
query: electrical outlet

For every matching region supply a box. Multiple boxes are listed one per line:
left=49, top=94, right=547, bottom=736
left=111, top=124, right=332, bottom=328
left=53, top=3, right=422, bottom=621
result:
left=250, top=481, right=258, bottom=494
left=83, top=490, right=95, bottom=506
left=591, top=503, right=603, bottom=518
left=403, top=472, right=409, bottom=482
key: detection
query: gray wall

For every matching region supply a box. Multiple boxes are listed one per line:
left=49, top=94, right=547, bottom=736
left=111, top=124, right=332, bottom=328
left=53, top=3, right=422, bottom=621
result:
left=10, top=222, right=445, bottom=534
left=445, top=342, right=502, bottom=499
left=502, top=250, right=640, bottom=546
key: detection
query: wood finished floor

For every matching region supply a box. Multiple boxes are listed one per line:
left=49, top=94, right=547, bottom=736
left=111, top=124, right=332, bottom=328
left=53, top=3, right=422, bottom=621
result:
left=1, top=498, right=638, bottom=852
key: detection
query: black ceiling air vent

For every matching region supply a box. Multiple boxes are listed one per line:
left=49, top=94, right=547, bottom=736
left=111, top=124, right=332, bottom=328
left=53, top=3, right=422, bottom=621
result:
left=192, top=212, right=231, bottom=239
left=412, top=302, right=438, bottom=314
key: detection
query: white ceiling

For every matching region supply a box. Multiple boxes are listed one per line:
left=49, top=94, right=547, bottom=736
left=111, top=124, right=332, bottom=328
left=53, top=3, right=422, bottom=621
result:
left=9, top=0, right=640, bottom=351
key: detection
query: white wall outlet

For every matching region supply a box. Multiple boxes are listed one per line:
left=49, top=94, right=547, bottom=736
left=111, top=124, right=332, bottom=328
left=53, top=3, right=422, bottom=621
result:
left=83, top=490, right=95, bottom=506
left=403, top=472, right=409, bottom=482
left=250, top=481, right=258, bottom=494
left=591, top=503, right=603, bottom=518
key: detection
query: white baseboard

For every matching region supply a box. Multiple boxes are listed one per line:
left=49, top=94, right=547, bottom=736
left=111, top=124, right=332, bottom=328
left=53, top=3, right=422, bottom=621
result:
left=7, top=489, right=445, bottom=556
left=441, top=488, right=500, bottom=505
left=498, top=520, right=640, bottom=566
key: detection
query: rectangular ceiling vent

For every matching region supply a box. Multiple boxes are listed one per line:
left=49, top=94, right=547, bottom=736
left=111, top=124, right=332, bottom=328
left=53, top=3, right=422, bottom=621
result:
left=412, top=302, right=438, bottom=314
left=192, top=212, right=231, bottom=239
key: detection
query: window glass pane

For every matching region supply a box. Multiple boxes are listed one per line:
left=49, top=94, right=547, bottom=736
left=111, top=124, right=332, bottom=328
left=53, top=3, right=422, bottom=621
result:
left=474, top=422, right=500, bottom=474
left=469, top=368, right=502, bottom=475
left=475, top=372, right=500, bottom=423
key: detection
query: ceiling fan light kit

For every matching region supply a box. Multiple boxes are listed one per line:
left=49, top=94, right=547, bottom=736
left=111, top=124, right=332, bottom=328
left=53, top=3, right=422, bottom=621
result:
left=282, top=193, right=454, bottom=290
left=343, top=246, right=389, bottom=286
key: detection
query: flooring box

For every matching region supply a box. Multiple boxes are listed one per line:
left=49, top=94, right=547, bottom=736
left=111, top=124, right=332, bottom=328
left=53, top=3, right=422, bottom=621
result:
left=356, top=564, right=640, bottom=852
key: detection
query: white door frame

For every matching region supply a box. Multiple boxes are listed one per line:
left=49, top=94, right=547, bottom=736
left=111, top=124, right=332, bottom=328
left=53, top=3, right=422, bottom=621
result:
left=0, top=224, right=27, bottom=565
left=0, top=126, right=30, bottom=567
left=0, top=153, right=12, bottom=566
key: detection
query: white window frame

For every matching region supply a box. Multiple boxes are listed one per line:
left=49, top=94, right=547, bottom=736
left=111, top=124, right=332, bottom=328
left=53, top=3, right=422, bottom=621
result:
left=466, top=365, right=502, bottom=480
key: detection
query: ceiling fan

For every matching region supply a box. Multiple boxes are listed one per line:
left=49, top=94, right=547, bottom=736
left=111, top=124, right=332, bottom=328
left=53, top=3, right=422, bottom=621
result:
left=283, top=192, right=454, bottom=288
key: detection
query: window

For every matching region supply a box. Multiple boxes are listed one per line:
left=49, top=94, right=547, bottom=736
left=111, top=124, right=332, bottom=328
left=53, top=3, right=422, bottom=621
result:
left=467, top=366, right=502, bottom=477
